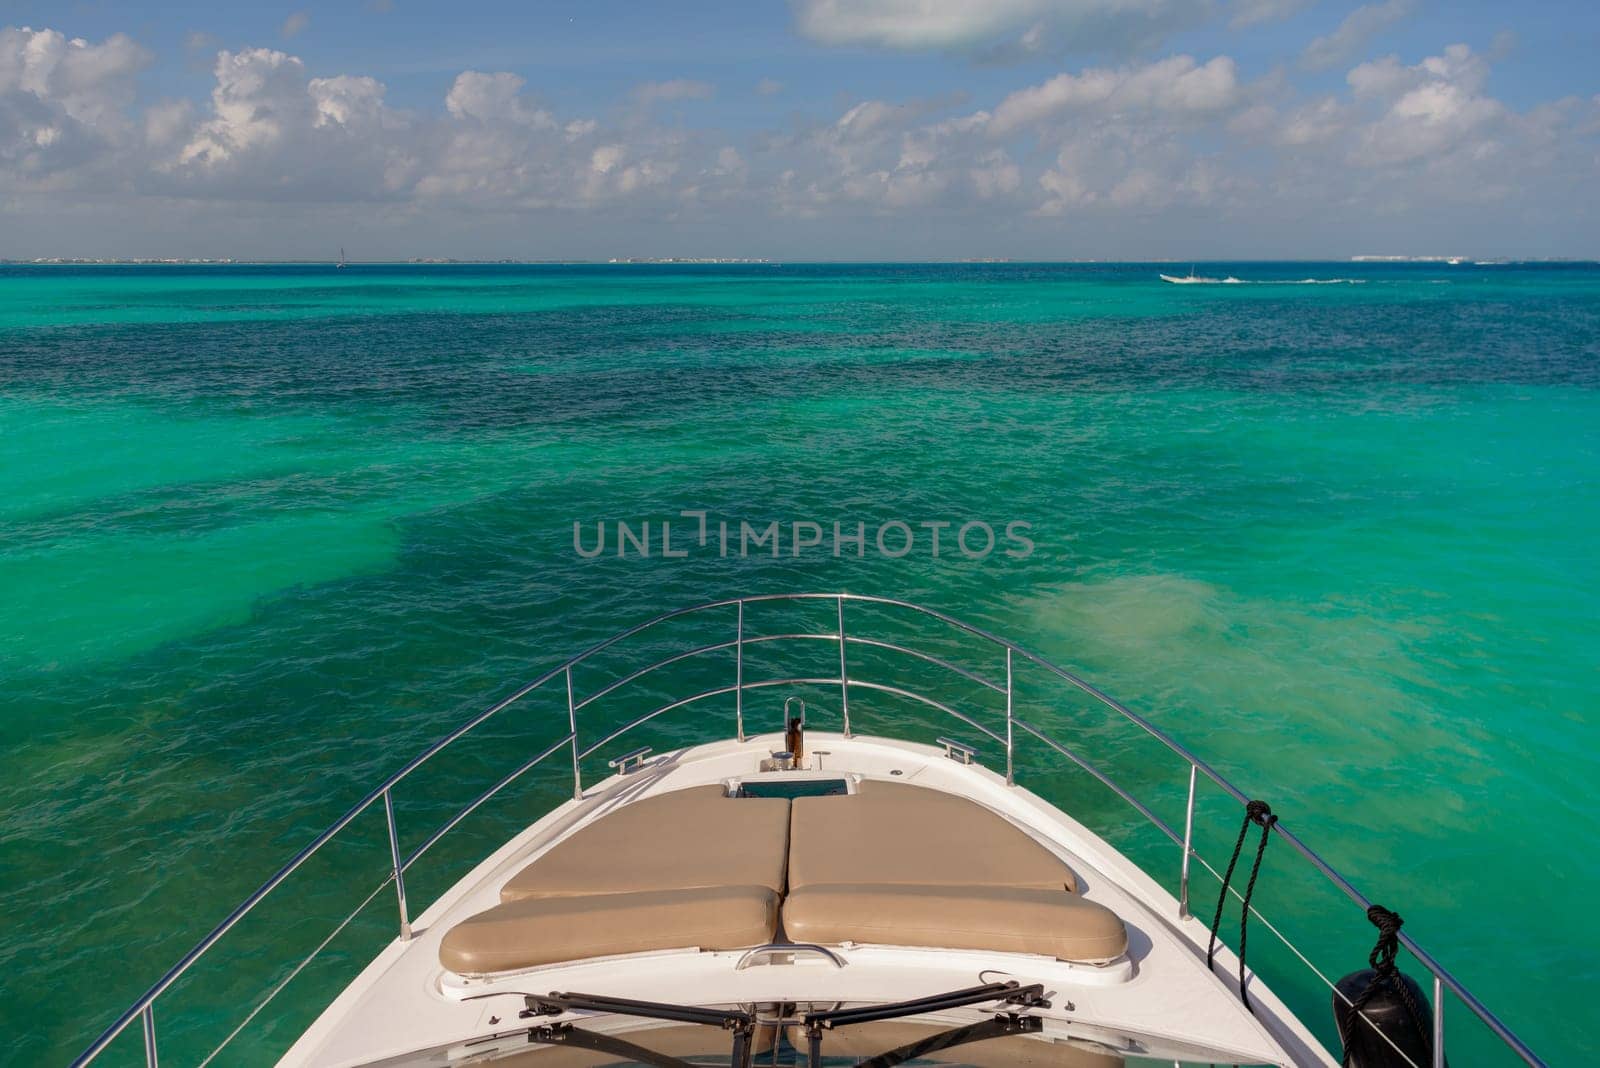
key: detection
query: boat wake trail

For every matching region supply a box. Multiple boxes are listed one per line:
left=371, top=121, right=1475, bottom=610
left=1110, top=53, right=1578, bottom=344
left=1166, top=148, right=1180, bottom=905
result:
left=1262, top=277, right=1367, bottom=284
left=1160, top=274, right=1366, bottom=285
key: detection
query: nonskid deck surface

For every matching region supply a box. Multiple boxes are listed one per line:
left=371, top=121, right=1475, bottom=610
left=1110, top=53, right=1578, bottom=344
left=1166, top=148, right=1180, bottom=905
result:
left=281, top=734, right=1334, bottom=1068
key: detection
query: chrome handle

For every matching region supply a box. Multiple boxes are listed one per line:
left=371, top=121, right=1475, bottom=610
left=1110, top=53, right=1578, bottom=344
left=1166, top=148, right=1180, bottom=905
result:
left=735, top=943, right=847, bottom=970
left=936, top=736, right=978, bottom=765
left=607, top=746, right=653, bottom=774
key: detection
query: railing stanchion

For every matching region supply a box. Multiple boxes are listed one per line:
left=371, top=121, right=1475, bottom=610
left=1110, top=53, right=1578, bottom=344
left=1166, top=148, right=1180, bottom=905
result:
left=566, top=666, right=582, bottom=800
left=382, top=788, right=411, bottom=940
left=1179, top=763, right=1197, bottom=919
left=1433, top=974, right=1446, bottom=1068
left=837, top=596, right=851, bottom=737
left=736, top=600, right=746, bottom=743
left=1004, top=647, right=1015, bottom=786
left=141, top=1005, right=158, bottom=1068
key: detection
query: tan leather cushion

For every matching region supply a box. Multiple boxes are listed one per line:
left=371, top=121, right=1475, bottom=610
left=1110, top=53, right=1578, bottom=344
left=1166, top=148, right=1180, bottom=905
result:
left=501, top=786, right=790, bottom=901
left=788, top=781, right=1078, bottom=893
left=789, top=1022, right=1123, bottom=1068
left=781, top=883, right=1128, bottom=963
left=440, top=885, right=779, bottom=975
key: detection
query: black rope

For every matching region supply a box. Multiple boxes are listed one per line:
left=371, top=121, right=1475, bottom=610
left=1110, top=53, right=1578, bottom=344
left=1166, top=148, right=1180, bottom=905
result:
left=1205, top=798, right=1276, bottom=1014
left=1338, top=905, right=1434, bottom=1066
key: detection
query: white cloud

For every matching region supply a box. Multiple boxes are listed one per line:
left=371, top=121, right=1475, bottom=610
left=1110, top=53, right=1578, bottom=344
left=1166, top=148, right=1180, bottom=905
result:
left=835, top=99, right=911, bottom=137
left=970, top=149, right=1021, bottom=198
left=1230, top=0, right=1311, bottom=29
left=1349, top=44, right=1504, bottom=167
left=794, top=0, right=1051, bottom=48
left=580, top=141, right=677, bottom=198
left=1276, top=96, right=1350, bottom=144
left=143, top=99, right=192, bottom=148
left=756, top=78, right=783, bottom=96
left=988, top=55, right=1240, bottom=135
left=0, top=25, right=148, bottom=127
left=309, top=75, right=384, bottom=128
left=1210, top=41, right=1578, bottom=224
left=770, top=94, right=1047, bottom=216
left=1302, top=0, right=1413, bottom=71
left=790, top=0, right=1196, bottom=57
left=159, top=47, right=425, bottom=201
left=1346, top=54, right=1413, bottom=99
left=281, top=12, right=310, bottom=40
left=2, top=22, right=1597, bottom=255
left=1348, top=43, right=1488, bottom=101
left=177, top=48, right=308, bottom=165
left=0, top=25, right=150, bottom=177
left=424, top=71, right=695, bottom=210
left=445, top=71, right=553, bottom=127
left=769, top=98, right=956, bottom=213
left=1035, top=122, right=1236, bottom=215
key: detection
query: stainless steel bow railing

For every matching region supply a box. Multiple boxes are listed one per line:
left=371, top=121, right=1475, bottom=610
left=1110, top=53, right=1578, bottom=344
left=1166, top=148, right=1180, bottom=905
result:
left=70, top=593, right=1544, bottom=1068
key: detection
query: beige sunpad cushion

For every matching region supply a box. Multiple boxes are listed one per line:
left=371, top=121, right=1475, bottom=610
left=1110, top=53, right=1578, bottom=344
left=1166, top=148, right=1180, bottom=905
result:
left=781, top=883, right=1128, bottom=963
left=788, top=780, right=1079, bottom=892
left=501, top=785, right=790, bottom=901
left=786, top=1022, right=1123, bottom=1068
left=439, top=885, right=779, bottom=975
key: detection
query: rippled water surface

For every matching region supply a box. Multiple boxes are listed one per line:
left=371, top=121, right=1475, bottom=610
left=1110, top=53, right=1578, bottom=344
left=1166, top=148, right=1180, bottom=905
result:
left=1, top=263, right=1596, bottom=1066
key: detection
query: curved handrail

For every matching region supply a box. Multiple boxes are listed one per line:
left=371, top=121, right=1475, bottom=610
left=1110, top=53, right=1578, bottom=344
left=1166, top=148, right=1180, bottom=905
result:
left=402, top=733, right=575, bottom=872
left=1014, top=718, right=1182, bottom=846
left=69, top=592, right=1545, bottom=1068
left=735, top=943, right=847, bottom=970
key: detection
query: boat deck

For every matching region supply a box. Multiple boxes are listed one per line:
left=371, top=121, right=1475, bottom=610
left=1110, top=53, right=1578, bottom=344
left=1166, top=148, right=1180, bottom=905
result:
left=281, top=733, right=1331, bottom=1067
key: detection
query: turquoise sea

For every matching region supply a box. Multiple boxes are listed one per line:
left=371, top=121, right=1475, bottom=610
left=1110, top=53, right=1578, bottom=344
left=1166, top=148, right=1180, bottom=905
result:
left=1, top=263, right=1595, bottom=1066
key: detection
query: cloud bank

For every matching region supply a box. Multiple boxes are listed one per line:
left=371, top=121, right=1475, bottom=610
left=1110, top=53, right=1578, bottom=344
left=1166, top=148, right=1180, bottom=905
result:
left=1, top=20, right=1596, bottom=257
left=788, top=0, right=1202, bottom=58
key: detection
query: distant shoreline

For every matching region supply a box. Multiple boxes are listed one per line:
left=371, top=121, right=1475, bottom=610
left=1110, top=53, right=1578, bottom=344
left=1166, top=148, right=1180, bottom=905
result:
left=3, top=257, right=1595, bottom=267
left=4, top=259, right=780, bottom=267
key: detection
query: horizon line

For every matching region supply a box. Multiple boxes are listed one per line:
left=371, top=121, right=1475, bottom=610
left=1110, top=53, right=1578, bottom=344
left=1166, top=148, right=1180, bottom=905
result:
left=6, top=257, right=1598, bottom=266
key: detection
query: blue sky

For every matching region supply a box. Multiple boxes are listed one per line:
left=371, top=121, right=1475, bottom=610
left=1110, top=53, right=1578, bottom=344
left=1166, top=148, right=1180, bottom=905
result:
left=3, top=1, right=1597, bottom=259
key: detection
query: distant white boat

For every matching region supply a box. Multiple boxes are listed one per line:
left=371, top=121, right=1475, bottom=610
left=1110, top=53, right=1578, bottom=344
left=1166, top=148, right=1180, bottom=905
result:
left=1160, top=266, right=1240, bottom=284
left=336, top=248, right=347, bottom=270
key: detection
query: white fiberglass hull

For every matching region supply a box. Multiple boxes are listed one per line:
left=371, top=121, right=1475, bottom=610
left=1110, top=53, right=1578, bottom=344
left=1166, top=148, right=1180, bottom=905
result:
left=281, top=733, right=1333, bottom=1068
